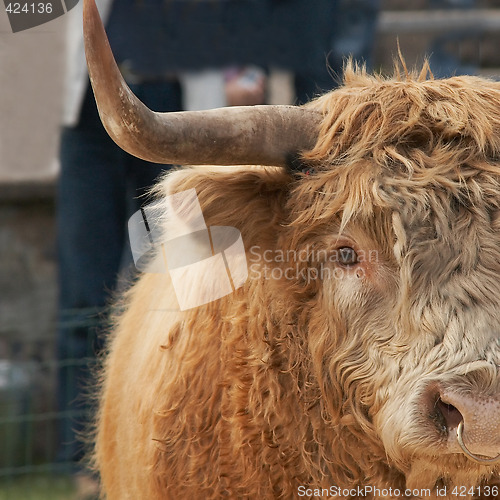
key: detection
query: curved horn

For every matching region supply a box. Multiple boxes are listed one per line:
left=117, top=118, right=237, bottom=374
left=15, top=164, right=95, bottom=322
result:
left=83, top=0, right=322, bottom=167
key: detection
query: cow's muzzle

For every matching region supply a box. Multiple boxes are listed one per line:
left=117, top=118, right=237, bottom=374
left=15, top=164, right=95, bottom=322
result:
left=431, top=386, right=500, bottom=464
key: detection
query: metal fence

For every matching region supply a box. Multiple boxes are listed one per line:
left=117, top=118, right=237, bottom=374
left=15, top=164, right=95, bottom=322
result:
left=0, top=313, right=100, bottom=500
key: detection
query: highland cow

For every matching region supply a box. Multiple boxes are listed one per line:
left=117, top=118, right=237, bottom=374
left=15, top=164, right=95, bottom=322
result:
left=83, top=0, right=500, bottom=498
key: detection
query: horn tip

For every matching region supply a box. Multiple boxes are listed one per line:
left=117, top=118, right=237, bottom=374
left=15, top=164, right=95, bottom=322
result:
left=83, top=0, right=98, bottom=26
left=83, top=0, right=107, bottom=63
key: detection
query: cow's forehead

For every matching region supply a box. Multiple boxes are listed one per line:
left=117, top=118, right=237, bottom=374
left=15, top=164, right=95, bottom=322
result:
left=370, top=172, right=500, bottom=312
left=374, top=172, right=498, bottom=251
left=290, top=167, right=500, bottom=273
left=300, top=71, right=500, bottom=216
left=292, top=70, right=500, bottom=265
left=305, top=71, right=500, bottom=170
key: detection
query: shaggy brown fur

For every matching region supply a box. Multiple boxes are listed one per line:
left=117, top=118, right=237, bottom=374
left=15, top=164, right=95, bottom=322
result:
left=94, top=64, right=500, bottom=499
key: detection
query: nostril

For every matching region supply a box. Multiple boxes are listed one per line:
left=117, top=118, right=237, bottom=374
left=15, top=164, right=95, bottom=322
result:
left=436, top=397, right=463, bottom=431
left=423, top=385, right=500, bottom=460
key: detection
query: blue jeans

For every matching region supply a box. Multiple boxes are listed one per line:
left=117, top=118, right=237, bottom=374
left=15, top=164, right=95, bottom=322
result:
left=56, top=79, right=182, bottom=468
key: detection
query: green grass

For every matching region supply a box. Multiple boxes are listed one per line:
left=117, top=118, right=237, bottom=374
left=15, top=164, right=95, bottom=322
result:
left=0, top=474, right=76, bottom=500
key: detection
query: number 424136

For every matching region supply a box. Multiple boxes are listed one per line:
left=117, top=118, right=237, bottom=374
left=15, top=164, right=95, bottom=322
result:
left=5, top=3, right=53, bottom=14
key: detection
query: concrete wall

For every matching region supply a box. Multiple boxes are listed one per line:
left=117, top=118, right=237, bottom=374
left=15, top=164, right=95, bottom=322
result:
left=0, top=5, right=65, bottom=184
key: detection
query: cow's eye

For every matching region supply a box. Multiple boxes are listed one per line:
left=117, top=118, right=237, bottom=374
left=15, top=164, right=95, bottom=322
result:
left=338, top=246, right=359, bottom=266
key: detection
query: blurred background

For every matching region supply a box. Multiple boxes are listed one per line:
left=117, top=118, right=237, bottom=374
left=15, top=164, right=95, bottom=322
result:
left=1, top=0, right=500, bottom=498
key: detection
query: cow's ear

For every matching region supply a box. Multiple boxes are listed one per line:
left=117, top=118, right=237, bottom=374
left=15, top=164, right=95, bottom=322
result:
left=155, top=167, right=292, bottom=243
